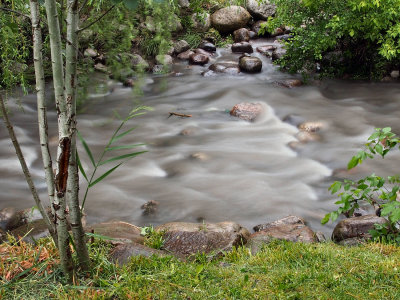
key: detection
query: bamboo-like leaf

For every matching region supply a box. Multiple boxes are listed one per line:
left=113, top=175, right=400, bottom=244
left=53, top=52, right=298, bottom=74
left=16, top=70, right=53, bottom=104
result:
left=77, top=131, right=96, bottom=167
left=99, top=151, right=147, bottom=166
left=89, top=163, right=123, bottom=188
left=110, top=127, right=137, bottom=144
left=106, top=143, right=145, bottom=151
left=76, top=151, right=88, bottom=182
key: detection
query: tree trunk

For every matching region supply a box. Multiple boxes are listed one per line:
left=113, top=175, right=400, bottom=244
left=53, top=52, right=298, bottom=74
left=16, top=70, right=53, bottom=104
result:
left=65, top=0, right=90, bottom=271
left=44, top=0, right=74, bottom=280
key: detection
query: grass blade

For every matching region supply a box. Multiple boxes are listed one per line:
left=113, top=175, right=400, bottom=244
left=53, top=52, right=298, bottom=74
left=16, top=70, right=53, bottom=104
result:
left=89, top=163, right=122, bottom=187
left=99, top=151, right=147, bottom=166
left=77, top=131, right=96, bottom=167
left=76, top=151, right=88, bottom=182
left=105, top=143, right=145, bottom=151
left=110, top=127, right=136, bottom=144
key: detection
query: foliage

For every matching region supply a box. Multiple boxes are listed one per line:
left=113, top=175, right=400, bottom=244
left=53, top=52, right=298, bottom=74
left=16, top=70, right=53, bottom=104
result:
left=1, top=239, right=400, bottom=299
left=141, top=226, right=165, bottom=249
left=264, top=0, right=400, bottom=78
left=323, top=127, right=400, bottom=243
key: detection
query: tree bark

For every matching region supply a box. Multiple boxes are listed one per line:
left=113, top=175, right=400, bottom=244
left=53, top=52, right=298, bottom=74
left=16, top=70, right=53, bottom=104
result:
left=44, top=0, right=74, bottom=280
left=65, top=0, right=90, bottom=271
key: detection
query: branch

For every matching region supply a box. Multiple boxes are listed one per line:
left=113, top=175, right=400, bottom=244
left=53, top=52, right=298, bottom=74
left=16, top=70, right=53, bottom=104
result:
left=78, top=0, right=89, bottom=13
left=168, top=112, right=192, bottom=118
left=0, top=7, right=30, bottom=19
left=77, top=4, right=116, bottom=33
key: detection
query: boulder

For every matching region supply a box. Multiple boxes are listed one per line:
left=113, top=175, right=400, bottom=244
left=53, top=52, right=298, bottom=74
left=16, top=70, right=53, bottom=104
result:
left=141, top=200, right=159, bottom=216
left=174, top=40, right=190, bottom=54
left=332, top=215, right=388, bottom=243
left=271, top=47, right=287, bottom=61
left=110, top=243, right=167, bottom=265
left=156, top=54, right=173, bottom=65
left=233, top=28, right=250, bottom=42
left=199, top=41, right=216, bottom=52
left=85, top=221, right=145, bottom=245
left=390, top=70, right=399, bottom=79
left=248, top=31, right=257, bottom=39
left=239, top=55, right=262, bottom=73
left=177, top=50, right=195, bottom=60
left=252, top=20, right=269, bottom=36
left=231, top=42, right=253, bottom=53
left=211, top=6, right=251, bottom=33
left=191, top=13, right=211, bottom=32
left=295, top=131, right=321, bottom=143
left=189, top=53, right=209, bottom=65
left=0, top=207, right=46, bottom=231
left=130, top=54, right=149, bottom=70
left=246, top=0, right=276, bottom=20
left=178, top=0, right=190, bottom=8
left=209, top=62, right=240, bottom=74
left=156, top=221, right=250, bottom=257
left=195, top=48, right=213, bottom=56
left=271, top=27, right=284, bottom=37
left=253, top=215, right=306, bottom=232
left=256, top=45, right=276, bottom=57
left=230, top=102, right=264, bottom=121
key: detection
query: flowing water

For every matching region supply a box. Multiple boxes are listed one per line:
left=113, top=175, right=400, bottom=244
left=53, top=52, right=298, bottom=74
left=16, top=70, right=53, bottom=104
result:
left=1, top=39, right=400, bottom=235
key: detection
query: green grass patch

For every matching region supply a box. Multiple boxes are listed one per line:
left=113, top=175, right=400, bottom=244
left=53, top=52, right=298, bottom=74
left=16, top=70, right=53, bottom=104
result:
left=1, top=238, right=399, bottom=299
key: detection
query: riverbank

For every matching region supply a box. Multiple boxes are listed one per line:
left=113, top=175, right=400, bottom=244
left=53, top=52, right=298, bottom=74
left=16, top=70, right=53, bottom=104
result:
left=1, top=236, right=399, bottom=299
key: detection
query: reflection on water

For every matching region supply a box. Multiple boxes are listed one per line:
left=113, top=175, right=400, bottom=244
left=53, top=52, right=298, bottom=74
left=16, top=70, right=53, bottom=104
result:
left=1, top=40, right=400, bottom=235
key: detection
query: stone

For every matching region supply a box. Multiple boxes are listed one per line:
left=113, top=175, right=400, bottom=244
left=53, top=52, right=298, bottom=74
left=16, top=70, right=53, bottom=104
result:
left=276, top=34, right=293, bottom=41
left=177, top=50, right=195, bottom=60
left=156, top=221, right=250, bottom=257
left=141, top=200, right=159, bottom=216
left=191, top=13, right=211, bottom=32
left=276, top=79, right=303, bottom=88
left=239, top=55, right=262, bottom=73
left=10, top=219, right=50, bottom=243
left=190, top=152, right=210, bottom=161
left=252, top=20, right=269, bottom=36
left=248, top=31, right=257, bottom=39
left=189, top=53, right=209, bottom=65
left=202, top=70, right=216, bottom=77
left=113, top=67, right=134, bottom=82
left=156, top=54, right=173, bottom=65
left=211, top=6, right=251, bottom=33
left=152, top=64, right=166, bottom=73
left=295, top=131, right=321, bottom=143
left=246, top=0, right=276, bottom=20
left=0, top=228, right=6, bottom=243
left=390, top=70, right=399, bottom=79
left=256, top=45, right=276, bottom=57
left=230, top=102, right=264, bottom=121
left=178, top=0, right=190, bottom=8
left=174, top=40, right=190, bottom=54
left=337, top=237, right=366, bottom=246
left=233, top=28, right=250, bottom=42
left=271, top=27, right=284, bottom=37
left=199, top=41, right=216, bottom=52
left=332, top=215, right=388, bottom=243
left=144, top=16, right=156, bottom=33
left=316, top=231, right=326, bottom=242
left=271, top=47, right=287, bottom=61
left=195, top=48, right=213, bottom=56
left=123, top=78, right=135, bottom=87
left=85, top=221, right=145, bottom=245
left=166, top=46, right=175, bottom=56
left=130, top=54, right=150, bottom=70
left=232, top=42, right=253, bottom=53
left=94, top=63, right=108, bottom=73
left=298, top=121, right=325, bottom=133
left=0, top=207, right=23, bottom=231
left=84, top=48, right=98, bottom=58
left=253, top=215, right=306, bottom=232
left=209, top=62, right=240, bottom=74
left=110, top=243, right=167, bottom=265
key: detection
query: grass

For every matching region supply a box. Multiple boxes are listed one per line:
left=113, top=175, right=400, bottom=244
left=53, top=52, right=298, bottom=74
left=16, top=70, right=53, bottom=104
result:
left=1, top=237, right=400, bottom=299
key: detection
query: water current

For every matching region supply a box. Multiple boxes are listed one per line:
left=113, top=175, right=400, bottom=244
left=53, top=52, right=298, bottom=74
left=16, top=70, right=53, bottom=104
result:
left=1, top=39, right=400, bottom=235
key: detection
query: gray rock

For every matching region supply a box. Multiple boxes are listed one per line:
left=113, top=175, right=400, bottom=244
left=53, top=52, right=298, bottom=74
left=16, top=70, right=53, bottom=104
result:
left=177, top=50, right=195, bottom=60
left=256, top=45, right=276, bottom=57
left=271, top=47, right=287, bottom=61
left=110, top=243, right=167, bottom=265
left=252, top=20, right=269, bottom=36
left=0, top=228, right=6, bottom=243
left=316, top=231, right=327, bottom=242
left=233, top=28, right=250, bottom=42
left=0, top=207, right=46, bottom=231
left=390, top=70, right=399, bottom=79
left=174, top=40, right=190, bottom=54
left=141, top=200, right=159, bottom=216
left=230, top=102, right=264, bottom=121
left=211, top=6, right=251, bottom=33
left=189, top=53, right=209, bottom=65
left=209, top=62, right=240, bottom=74
left=338, top=237, right=366, bottom=246
left=84, top=48, right=98, bottom=58
left=246, top=0, right=276, bottom=20
left=254, top=215, right=306, bottom=232
left=10, top=219, right=50, bottom=243
left=332, top=215, right=388, bottom=242
left=232, top=42, right=253, bottom=53
left=276, top=34, right=293, bottom=41
left=85, top=221, right=145, bottom=245
left=191, top=13, right=211, bottom=32
left=239, top=55, right=262, bottom=73
left=199, top=41, right=216, bottom=52
left=130, top=54, right=150, bottom=70
left=178, top=0, right=190, bottom=8
left=94, top=63, right=108, bottom=73
left=276, top=79, right=303, bottom=88
left=195, top=48, right=213, bottom=56
left=156, top=54, right=173, bottom=65
left=248, top=31, right=257, bottom=39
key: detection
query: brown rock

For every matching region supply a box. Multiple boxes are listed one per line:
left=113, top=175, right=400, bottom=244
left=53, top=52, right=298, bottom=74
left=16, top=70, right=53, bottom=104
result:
left=177, top=50, right=195, bottom=60
left=230, top=102, right=264, bottom=121
left=295, top=131, right=321, bottom=143
left=298, top=121, right=325, bottom=133
left=256, top=45, right=276, bottom=56
left=253, top=215, right=306, bottom=232
left=85, top=221, right=144, bottom=245
left=110, top=243, right=167, bottom=265
left=189, top=53, right=209, bottom=65
left=332, top=215, right=388, bottom=242
left=195, top=48, right=213, bottom=56
left=10, top=219, right=50, bottom=243
left=209, top=62, right=240, bottom=74
left=232, top=42, right=253, bottom=53
left=0, top=207, right=24, bottom=231
left=211, top=6, right=251, bottom=33
left=233, top=28, right=250, bottom=42
left=141, top=200, right=159, bottom=216
left=239, top=56, right=262, bottom=73
left=0, top=228, right=7, bottom=243
left=276, top=79, right=303, bottom=88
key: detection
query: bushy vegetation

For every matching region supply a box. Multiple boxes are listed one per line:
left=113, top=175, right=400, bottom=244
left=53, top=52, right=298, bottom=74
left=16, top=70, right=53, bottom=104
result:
left=266, top=0, right=400, bottom=78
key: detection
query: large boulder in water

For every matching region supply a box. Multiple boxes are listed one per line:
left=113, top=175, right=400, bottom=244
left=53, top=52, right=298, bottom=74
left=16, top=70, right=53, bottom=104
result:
left=189, top=53, right=209, bottom=65
left=232, top=42, right=253, bottom=54
left=211, top=6, right=251, bottom=33
left=239, top=55, right=262, bottom=73
left=233, top=28, right=250, bottom=42
left=230, top=102, right=264, bottom=121
left=246, top=0, right=276, bottom=20
left=156, top=221, right=250, bottom=257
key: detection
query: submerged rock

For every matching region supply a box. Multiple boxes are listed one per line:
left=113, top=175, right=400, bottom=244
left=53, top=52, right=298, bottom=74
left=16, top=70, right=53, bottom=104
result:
left=141, top=200, right=160, bottom=216
left=298, top=121, right=325, bottom=132
left=276, top=79, right=303, bottom=88
left=230, top=102, right=264, bottom=121
left=110, top=243, right=167, bottom=265
left=239, top=56, right=262, bottom=73
left=211, top=6, right=251, bottom=33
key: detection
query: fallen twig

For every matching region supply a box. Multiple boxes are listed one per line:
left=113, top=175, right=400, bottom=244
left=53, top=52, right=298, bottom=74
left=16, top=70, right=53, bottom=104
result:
left=168, top=112, right=192, bottom=118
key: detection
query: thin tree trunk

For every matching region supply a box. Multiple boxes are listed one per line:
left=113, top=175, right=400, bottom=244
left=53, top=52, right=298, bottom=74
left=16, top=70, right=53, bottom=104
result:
left=65, top=0, right=90, bottom=271
left=29, top=0, right=57, bottom=228
left=0, top=95, right=56, bottom=241
left=44, top=0, right=74, bottom=280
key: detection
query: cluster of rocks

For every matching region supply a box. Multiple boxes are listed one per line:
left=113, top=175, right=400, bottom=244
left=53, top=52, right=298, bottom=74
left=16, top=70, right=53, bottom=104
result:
left=0, top=205, right=389, bottom=264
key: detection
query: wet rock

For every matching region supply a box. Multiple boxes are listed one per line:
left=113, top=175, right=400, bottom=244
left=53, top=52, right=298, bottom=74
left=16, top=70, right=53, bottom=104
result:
left=156, top=54, right=173, bottom=65
left=298, top=121, right=325, bottom=133
left=85, top=221, right=145, bottom=245
left=271, top=27, right=284, bottom=37
left=233, top=28, right=250, bottom=42
left=174, top=40, right=190, bottom=54
left=190, top=152, right=210, bottom=161
left=0, top=228, right=6, bottom=243
left=143, top=16, right=156, bottom=33
left=256, top=45, right=276, bottom=57
left=271, top=47, right=287, bottom=61
left=195, top=48, right=213, bottom=56
left=232, top=42, right=253, bottom=53
left=130, top=54, right=150, bottom=70
left=252, top=20, right=269, bottom=36
left=295, top=131, right=321, bottom=143
left=390, top=70, right=399, bottom=79
left=332, top=215, right=388, bottom=243
left=281, top=79, right=303, bottom=88
left=282, top=114, right=305, bottom=127
left=211, top=6, right=251, bottom=33
left=177, top=50, right=195, bottom=60
left=141, top=200, right=159, bottom=216
left=84, top=48, right=98, bottom=58
left=276, top=34, right=293, bottom=41
left=166, top=46, right=175, bottom=56
left=110, top=243, right=167, bottom=265
left=189, top=53, right=209, bottom=65
left=157, top=221, right=250, bottom=257
left=209, top=62, right=240, bottom=74
left=253, top=215, right=306, bottom=232
left=202, top=70, right=216, bottom=77
left=191, top=13, right=211, bottom=32
left=246, top=0, right=276, bottom=20
left=0, top=207, right=23, bottom=231
left=248, top=31, right=257, bottom=39
left=239, top=55, right=262, bottom=73
left=199, top=41, right=216, bottom=52
left=315, top=231, right=326, bottom=242
left=123, top=78, right=135, bottom=87
left=94, top=63, right=108, bottom=73
left=230, top=102, right=264, bottom=121
left=10, top=219, right=50, bottom=243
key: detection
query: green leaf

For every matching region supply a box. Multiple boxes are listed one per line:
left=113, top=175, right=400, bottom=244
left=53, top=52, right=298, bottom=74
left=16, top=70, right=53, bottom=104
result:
left=382, top=127, right=392, bottom=133
left=106, top=143, right=145, bottom=151
left=347, top=155, right=359, bottom=169
left=76, top=151, right=88, bottom=182
left=321, top=213, right=331, bottom=224
left=89, top=163, right=123, bottom=188
left=77, top=131, right=96, bottom=168
left=329, top=181, right=342, bottom=194
left=375, top=143, right=383, bottom=156
left=99, top=151, right=147, bottom=166
left=110, top=127, right=136, bottom=144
